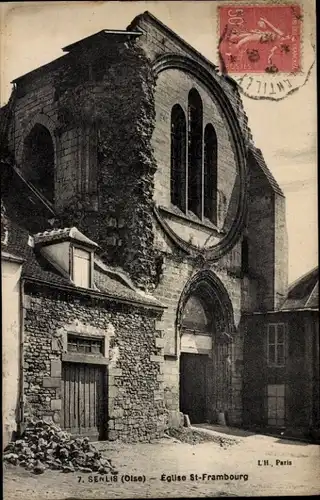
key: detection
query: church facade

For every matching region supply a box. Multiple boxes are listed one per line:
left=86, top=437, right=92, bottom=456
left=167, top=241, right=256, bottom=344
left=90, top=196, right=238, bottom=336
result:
left=1, top=12, right=290, bottom=444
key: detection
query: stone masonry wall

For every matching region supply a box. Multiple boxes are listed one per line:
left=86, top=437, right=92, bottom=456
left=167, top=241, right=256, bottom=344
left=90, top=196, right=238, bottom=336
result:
left=129, top=13, right=253, bottom=144
left=247, top=159, right=275, bottom=310
left=4, top=14, right=258, bottom=297
left=23, top=284, right=166, bottom=442
left=7, top=71, right=82, bottom=209
left=2, top=13, right=288, bottom=432
left=152, top=223, right=244, bottom=424
left=135, top=15, right=247, bottom=423
left=6, top=40, right=160, bottom=292
left=247, top=154, right=288, bottom=311
left=274, top=194, right=288, bottom=309
left=131, top=13, right=284, bottom=317
left=153, top=241, right=243, bottom=353
left=132, top=17, right=253, bottom=425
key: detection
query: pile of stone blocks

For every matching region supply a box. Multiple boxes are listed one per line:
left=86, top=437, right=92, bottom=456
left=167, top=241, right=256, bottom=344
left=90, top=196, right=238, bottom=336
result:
left=3, top=420, right=116, bottom=474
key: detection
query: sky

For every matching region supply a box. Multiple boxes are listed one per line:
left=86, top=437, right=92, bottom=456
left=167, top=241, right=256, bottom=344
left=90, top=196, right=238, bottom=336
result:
left=0, top=1, right=317, bottom=283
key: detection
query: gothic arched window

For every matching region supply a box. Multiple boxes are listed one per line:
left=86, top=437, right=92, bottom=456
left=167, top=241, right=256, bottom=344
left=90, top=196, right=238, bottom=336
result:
left=171, top=104, right=186, bottom=211
left=169, top=89, right=220, bottom=226
left=188, top=89, right=203, bottom=218
left=204, top=124, right=218, bottom=224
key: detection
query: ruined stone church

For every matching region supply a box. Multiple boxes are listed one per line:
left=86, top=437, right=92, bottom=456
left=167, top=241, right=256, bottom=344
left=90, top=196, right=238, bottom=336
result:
left=3, top=11, right=315, bottom=447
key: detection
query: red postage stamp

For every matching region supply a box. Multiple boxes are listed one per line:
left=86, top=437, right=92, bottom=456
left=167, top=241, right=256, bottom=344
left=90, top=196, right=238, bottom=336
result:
left=219, top=4, right=302, bottom=74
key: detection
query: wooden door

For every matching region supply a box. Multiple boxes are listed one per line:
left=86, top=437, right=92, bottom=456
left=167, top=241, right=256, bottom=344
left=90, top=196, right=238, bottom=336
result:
left=180, top=353, right=208, bottom=424
left=61, top=362, right=107, bottom=440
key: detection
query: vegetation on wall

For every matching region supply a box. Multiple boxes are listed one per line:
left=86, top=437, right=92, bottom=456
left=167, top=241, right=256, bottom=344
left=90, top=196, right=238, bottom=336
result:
left=54, top=40, right=159, bottom=290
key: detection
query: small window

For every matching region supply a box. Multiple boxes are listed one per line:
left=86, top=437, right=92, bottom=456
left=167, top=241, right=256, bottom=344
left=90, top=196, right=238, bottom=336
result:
left=73, top=247, right=91, bottom=288
left=267, top=323, right=286, bottom=366
left=67, top=335, right=103, bottom=355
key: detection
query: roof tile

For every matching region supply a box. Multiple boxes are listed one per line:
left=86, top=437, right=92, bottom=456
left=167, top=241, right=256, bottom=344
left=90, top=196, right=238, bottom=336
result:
left=34, top=227, right=99, bottom=248
left=2, top=219, right=162, bottom=308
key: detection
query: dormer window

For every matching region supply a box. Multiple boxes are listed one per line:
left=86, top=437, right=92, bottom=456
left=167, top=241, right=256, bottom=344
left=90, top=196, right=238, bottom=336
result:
left=34, top=227, right=98, bottom=289
left=72, top=246, right=93, bottom=288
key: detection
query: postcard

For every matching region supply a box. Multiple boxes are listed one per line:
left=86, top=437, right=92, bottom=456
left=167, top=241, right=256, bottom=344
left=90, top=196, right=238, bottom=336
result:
left=1, top=1, right=318, bottom=498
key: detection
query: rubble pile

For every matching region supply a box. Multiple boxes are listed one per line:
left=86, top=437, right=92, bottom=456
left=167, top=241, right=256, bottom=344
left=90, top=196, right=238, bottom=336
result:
left=165, top=427, right=237, bottom=447
left=3, top=420, right=116, bottom=474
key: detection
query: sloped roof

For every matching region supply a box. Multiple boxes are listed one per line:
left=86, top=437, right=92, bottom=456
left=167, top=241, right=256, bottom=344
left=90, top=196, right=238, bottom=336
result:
left=34, top=227, right=99, bottom=249
left=95, top=269, right=161, bottom=307
left=2, top=219, right=70, bottom=287
left=281, top=267, right=319, bottom=311
left=94, top=256, right=162, bottom=307
left=249, top=145, right=284, bottom=197
left=1, top=161, right=56, bottom=235
left=1, top=218, right=163, bottom=310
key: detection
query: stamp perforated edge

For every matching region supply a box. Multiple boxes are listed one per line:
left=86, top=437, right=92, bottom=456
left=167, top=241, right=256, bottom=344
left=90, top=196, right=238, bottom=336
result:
left=216, top=0, right=306, bottom=77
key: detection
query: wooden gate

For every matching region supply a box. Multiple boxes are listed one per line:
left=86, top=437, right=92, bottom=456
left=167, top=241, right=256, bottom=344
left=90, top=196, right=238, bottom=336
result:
left=61, top=362, right=107, bottom=440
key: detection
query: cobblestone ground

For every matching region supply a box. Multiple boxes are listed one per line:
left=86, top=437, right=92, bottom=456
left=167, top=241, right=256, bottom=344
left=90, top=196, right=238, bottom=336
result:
left=4, top=427, right=320, bottom=499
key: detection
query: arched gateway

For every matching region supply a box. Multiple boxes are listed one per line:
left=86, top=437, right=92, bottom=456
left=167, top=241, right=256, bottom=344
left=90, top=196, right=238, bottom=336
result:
left=177, top=270, right=235, bottom=424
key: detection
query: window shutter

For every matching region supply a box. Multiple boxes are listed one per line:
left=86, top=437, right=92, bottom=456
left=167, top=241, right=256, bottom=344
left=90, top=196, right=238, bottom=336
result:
left=73, top=247, right=91, bottom=288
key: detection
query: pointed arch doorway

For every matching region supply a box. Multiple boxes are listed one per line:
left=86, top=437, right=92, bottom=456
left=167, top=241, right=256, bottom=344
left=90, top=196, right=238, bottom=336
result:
left=178, top=272, right=235, bottom=424
left=179, top=294, right=212, bottom=423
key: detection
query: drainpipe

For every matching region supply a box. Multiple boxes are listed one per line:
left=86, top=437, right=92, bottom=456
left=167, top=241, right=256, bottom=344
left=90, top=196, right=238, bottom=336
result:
left=18, top=277, right=25, bottom=436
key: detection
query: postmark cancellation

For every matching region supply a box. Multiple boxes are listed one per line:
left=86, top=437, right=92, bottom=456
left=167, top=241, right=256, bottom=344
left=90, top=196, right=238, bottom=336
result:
left=218, top=2, right=315, bottom=100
